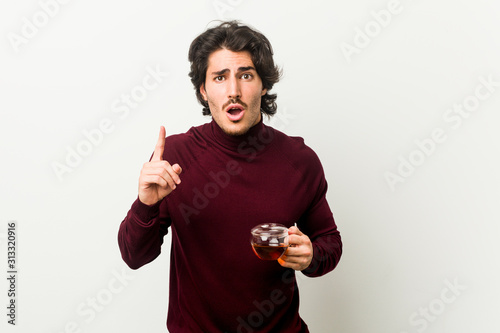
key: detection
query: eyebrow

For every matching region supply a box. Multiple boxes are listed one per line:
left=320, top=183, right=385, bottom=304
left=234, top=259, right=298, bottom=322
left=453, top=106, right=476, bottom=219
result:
left=211, top=66, right=256, bottom=76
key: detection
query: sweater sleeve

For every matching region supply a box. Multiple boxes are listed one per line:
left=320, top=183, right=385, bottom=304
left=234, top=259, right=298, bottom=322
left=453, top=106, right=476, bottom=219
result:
left=297, top=164, right=342, bottom=278
left=117, top=197, right=171, bottom=269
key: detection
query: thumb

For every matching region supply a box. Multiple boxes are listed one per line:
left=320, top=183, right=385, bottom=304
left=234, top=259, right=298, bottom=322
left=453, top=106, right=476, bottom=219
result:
left=288, top=226, right=303, bottom=236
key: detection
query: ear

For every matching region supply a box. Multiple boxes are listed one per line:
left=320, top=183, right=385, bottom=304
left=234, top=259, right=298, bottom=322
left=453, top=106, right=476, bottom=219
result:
left=200, top=83, right=208, bottom=101
left=261, top=87, right=267, bottom=96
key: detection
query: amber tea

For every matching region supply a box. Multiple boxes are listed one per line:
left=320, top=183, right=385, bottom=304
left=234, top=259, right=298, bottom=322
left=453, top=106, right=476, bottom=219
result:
left=252, top=243, right=288, bottom=260
left=250, top=223, right=289, bottom=261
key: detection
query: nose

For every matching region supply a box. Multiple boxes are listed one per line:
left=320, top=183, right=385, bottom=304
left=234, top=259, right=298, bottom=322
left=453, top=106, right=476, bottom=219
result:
left=227, top=76, right=241, bottom=100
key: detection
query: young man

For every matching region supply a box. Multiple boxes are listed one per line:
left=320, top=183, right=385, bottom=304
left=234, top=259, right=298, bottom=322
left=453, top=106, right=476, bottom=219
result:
left=118, top=21, right=342, bottom=332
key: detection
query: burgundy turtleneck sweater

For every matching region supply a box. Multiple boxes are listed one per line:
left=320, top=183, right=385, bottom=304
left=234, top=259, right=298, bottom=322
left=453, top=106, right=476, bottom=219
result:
left=118, top=119, right=342, bottom=332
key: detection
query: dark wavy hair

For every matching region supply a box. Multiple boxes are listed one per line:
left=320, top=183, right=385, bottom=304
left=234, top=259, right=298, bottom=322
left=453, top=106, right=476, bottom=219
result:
left=188, top=21, right=282, bottom=116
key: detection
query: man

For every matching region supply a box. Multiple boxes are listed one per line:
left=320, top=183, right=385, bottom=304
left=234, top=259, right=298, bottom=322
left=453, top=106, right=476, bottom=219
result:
left=118, top=21, right=342, bottom=332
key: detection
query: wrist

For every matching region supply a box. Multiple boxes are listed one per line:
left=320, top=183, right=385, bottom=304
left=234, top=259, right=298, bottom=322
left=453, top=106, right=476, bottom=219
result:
left=132, top=197, right=162, bottom=224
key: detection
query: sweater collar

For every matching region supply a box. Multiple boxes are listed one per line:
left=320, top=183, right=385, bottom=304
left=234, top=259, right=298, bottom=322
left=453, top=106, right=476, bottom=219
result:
left=209, top=116, right=268, bottom=151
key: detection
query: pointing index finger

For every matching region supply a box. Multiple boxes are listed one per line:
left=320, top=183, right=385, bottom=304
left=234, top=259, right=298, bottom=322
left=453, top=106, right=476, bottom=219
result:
left=151, top=126, right=166, bottom=161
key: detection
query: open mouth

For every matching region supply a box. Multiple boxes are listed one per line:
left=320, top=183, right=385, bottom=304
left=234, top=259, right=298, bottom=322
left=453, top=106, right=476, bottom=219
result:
left=225, top=104, right=245, bottom=121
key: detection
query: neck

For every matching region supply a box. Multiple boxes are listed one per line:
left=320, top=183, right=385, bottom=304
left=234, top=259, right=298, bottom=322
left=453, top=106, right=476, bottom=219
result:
left=209, top=117, right=269, bottom=151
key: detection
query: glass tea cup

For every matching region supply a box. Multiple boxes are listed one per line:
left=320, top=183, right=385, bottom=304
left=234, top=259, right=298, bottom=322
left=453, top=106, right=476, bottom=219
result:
left=250, top=223, right=289, bottom=260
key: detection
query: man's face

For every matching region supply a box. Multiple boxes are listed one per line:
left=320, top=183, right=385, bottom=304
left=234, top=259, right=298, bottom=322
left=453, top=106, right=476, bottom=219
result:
left=200, top=49, right=267, bottom=136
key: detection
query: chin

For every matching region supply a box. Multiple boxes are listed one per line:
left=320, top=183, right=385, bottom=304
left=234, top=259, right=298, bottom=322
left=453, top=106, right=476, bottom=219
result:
left=223, top=123, right=248, bottom=136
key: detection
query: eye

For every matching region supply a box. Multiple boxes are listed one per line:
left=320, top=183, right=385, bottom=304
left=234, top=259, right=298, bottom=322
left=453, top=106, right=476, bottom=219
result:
left=214, top=76, right=224, bottom=82
left=241, top=73, right=253, bottom=80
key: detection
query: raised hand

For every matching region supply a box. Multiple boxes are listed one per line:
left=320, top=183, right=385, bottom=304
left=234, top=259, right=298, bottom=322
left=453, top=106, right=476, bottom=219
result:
left=138, top=126, right=182, bottom=206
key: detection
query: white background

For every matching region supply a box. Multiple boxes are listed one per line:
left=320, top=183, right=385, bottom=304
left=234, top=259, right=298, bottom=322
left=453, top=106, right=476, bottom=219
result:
left=1, top=0, right=499, bottom=332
